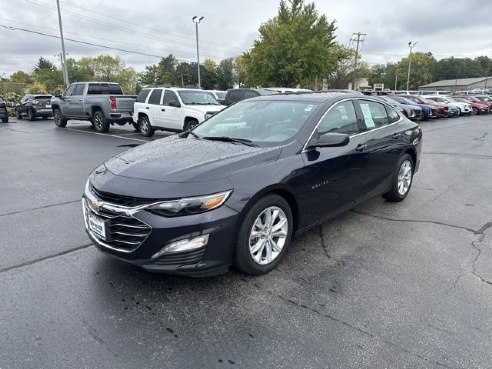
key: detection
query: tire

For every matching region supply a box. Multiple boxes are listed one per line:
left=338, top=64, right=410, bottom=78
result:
left=184, top=118, right=199, bottom=131
left=16, top=110, right=22, bottom=120
left=138, top=115, right=154, bottom=137
left=53, top=108, right=67, bottom=127
left=93, top=110, right=110, bottom=133
left=2, top=117, right=8, bottom=123
left=234, top=194, right=293, bottom=275
left=27, top=109, right=35, bottom=121
left=457, top=108, right=462, bottom=116
left=382, top=154, right=414, bottom=202
left=472, top=107, right=478, bottom=115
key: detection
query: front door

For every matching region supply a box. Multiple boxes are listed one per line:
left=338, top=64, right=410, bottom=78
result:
left=60, top=85, right=75, bottom=116
left=296, top=100, right=368, bottom=225
left=68, top=83, right=86, bottom=118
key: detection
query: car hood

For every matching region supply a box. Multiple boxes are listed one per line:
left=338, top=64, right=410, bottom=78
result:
left=103, top=135, right=281, bottom=183
left=183, top=104, right=225, bottom=114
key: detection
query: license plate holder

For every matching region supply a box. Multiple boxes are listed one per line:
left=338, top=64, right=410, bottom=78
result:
left=88, top=213, right=108, bottom=240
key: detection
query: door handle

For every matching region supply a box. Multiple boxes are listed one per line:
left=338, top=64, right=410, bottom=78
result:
left=355, top=143, right=367, bottom=152
left=145, top=107, right=149, bottom=110
left=392, top=133, right=401, bottom=139
left=161, top=108, right=165, bottom=112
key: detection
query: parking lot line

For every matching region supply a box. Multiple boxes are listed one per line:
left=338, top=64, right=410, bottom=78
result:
left=65, top=127, right=148, bottom=143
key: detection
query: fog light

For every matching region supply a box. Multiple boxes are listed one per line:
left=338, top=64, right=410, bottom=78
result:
left=151, top=235, right=209, bottom=259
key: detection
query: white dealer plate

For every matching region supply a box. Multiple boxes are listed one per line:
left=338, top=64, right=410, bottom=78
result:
left=88, top=213, right=107, bottom=239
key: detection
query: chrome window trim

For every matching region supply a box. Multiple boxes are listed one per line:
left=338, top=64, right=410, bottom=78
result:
left=302, top=97, right=404, bottom=153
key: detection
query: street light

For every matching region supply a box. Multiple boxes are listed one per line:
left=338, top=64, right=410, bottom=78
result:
left=406, top=41, right=418, bottom=92
left=192, top=16, right=204, bottom=89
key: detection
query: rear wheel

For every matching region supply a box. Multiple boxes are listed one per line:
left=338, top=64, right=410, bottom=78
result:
left=16, top=110, right=22, bottom=120
left=93, top=110, right=110, bottom=133
left=53, top=109, right=67, bottom=127
left=27, top=109, right=35, bottom=121
left=138, top=115, right=154, bottom=137
left=472, top=107, right=478, bottom=115
left=234, top=194, right=293, bottom=275
left=383, top=154, right=414, bottom=202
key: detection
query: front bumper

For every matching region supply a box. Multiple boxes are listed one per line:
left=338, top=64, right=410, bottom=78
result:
left=82, top=195, right=240, bottom=276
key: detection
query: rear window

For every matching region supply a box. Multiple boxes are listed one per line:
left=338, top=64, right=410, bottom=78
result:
left=136, top=89, right=151, bottom=103
left=34, top=95, right=52, bottom=100
left=87, top=83, right=123, bottom=95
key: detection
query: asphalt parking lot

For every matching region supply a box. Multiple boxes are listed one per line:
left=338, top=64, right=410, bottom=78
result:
left=0, top=115, right=491, bottom=369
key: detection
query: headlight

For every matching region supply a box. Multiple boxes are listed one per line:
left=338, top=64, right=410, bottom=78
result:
left=204, top=112, right=214, bottom=120
left=148, top=190, right=232, bottom=216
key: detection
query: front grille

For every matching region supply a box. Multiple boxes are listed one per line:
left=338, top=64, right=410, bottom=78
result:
left=153, top=248, right=205, bottom=266
left=84, top=199, right=151, bottom=252
left=91, top=186, right=157, bottom=207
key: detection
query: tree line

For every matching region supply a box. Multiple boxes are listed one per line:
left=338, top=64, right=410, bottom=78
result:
left=1, top=0, right=492, bottom=104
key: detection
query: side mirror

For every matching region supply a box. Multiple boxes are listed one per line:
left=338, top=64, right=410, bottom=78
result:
left=307, top=133, right=350, bottom=149
left=169, top=100, right=181, bottom=108
left=54, top=90, right=62, bottom=98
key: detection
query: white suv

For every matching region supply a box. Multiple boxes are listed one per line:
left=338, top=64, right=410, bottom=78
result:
left=133, top=87, right=226, bottom=137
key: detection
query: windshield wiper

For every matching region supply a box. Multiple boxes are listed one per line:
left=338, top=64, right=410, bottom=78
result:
left=178, top=130, right=201, bottom=139
left=202, top=136, right=257, bottom=146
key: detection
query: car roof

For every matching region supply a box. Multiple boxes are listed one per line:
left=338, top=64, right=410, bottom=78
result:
left=245, top=92, right=378, bottom=104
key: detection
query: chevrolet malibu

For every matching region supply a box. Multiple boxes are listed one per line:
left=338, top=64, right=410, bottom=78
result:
left=83, top=94, right=422, bottom=276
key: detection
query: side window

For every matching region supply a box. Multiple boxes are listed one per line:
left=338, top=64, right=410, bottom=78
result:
left=64, top=85, right=76, bottom=97
left=316, top=101, right=359, bottom=136
left=229, top=90, right=242, bottom=102
left=358, top=100, right=389, bottom=130
left=87, top=84, right=102, bottom=95
left=162, top=90, right=179, bottom=106
left=148, top=89, right=163, bottom=105
left=245, top=91, right=258, bottom=99
left=136, top=89, right=151, bottom=103
left=385, top=105, right=400, bottom=123
left=73, top=84, right=85, bottom=96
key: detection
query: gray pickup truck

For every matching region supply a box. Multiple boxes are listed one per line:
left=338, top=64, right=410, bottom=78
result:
left=51, top=82, right=137, bottom=133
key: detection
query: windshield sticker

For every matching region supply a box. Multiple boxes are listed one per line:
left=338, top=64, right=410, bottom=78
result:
left=359, top=103, right=375, bottom=128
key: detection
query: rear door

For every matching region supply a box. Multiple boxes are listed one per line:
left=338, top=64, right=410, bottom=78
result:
left=160, top=90, right=182, bottom=130
left=146, top=88, right=163, bottom=126
left=355, top=99, right=406, bottom=200
left=298, top=100, right=368, bottom=224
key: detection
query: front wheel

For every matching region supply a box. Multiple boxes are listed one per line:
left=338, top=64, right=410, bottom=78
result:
left=184, top=118, right=199, bottom=131
left=472, top=107, right=478, bottom=115
left=93, top=110, right=110, bottom=133
left=16, top=110, right=22, bottom=120
left=132, top=122, right=139, bottom=131
left=383, top=154, right=414, bottom=202
left=234, top=194, right=293, bottom=275
left=138, top=116, right=154, bottom=137
left=53, top=109, right=67, bottom=127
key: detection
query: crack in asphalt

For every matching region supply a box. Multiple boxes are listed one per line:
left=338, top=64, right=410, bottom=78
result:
left=351, top=210, right=477, bottom=233
left=0, top=199, right=80, bottom=218
left=318, top=226, right=331, bottom=259
left=473, top=132, right=488, bottom=141
left=0, top=243, right=93, bottom=274
left=470, top=225, right=492, bottom=286
left=240, top=278, right=452, bottom=369
left=421, top=152, right=492, bottom=160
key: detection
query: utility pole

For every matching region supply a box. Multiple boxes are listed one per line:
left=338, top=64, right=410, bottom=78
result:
left=192, top=16, right=204, bottom=89
left=406, top=41, right=418, bottom=92
left=394, top=74, right=398, bottom=90
left=56, top=0, right=69, bottom=88
left=351, top=32, right=367, bottom=91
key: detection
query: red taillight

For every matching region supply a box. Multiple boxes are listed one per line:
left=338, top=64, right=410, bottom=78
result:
left=110, top=96, right=117, bottom=110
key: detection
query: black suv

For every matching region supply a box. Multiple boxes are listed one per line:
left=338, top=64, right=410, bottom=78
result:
left=0, top=98, right=8, bottom=123
left=15, top=94, right=53, bottom=121
left=223, top=88, right=278, bottom=106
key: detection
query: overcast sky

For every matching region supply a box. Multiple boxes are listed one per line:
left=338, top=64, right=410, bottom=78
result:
left=1, top=0, right=492, bottom=77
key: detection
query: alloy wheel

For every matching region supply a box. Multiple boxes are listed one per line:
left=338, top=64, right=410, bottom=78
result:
left=397, top=160, right=412, bottom=196
left=94, top=113, right=103, bottom=130
left=249, top=206, right=288, bottom=265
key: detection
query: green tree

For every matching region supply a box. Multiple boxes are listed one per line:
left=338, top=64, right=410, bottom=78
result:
left=26, top=81, right=48, bottom=94
left=66, top=58, right=94, bottom=82
left=397, top=52, right=436, bottom=90
left=202, top=59, right=218, bottom=90
left=369, top=62, right=398, bottom=90
left=216, top=58, right=235, bottom=90
left=244, top=0, right=337, bottom=88
left=10, top=70, right=32, bottom=85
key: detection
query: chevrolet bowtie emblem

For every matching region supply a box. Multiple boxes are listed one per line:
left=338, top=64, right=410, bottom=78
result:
left=90, top=199, right=102, bottom=212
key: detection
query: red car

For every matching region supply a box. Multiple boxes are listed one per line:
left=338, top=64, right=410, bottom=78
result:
left=454, top=96, right=490, bottom=115
left=403, top=95, right=449, bottom=118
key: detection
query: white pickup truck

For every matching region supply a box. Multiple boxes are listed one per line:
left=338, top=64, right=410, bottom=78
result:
left=133, top=87, right=225, bottom=137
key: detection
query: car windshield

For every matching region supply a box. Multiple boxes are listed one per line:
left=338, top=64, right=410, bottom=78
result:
left=400, top=97, right=418, bottom=105
left=178, top=90, right=220, bottom=105
left=192, top=100, right=320, bottom=145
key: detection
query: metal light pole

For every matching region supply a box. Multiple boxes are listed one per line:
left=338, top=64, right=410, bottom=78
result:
left=406, top=41, right=417, bottom=92
left=192, top=16, right=204, bottom=89
left=56, top=0, right=69, bottom=87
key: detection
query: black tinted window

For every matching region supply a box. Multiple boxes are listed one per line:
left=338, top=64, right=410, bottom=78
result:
left=386, top=105, right=400, bottom=123
left=316, top=101, right=359, bottom=136
left=87, top=83, right=122, bottom=95
left=228, top=90, right=243, bottom=102
left=87, top=84, right=103, bottom=95
left=136, top=89, right=151, bottom=103
left=162, top=90, right=179, bottom=106
left=108, top=84, right=123, bottom=94
left=359, top=100, right=389, bottom=129
left=73, top=84, right=85, bottom=96
left=148, top=89, right=163, bottom=105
